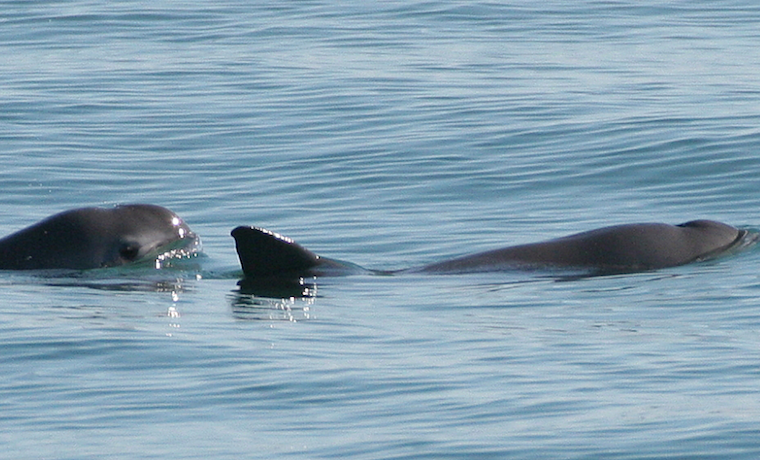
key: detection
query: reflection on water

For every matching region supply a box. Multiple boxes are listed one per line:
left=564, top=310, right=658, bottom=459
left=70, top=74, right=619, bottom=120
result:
left=229, top=292, right=315, bottom=322
left=45, top=277, right=196, bottom=293
left=236, top=276, right=318, bottom=298
left=229, top=276, right=317, bottom=321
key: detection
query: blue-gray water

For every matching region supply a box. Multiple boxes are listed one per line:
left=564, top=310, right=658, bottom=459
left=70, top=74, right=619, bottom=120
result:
left=3, top=1, right=760, bottom=458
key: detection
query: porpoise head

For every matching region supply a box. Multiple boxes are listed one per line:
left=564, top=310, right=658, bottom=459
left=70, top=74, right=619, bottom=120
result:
left=97, top=204, right=201, bottom=268
left=0, top=204, right=201, bottom=270
left=675, top=219, right=747, bottom=260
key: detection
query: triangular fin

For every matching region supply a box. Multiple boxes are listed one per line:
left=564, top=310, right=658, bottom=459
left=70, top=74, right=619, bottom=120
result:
left=231, top=226, right=320, bottom=278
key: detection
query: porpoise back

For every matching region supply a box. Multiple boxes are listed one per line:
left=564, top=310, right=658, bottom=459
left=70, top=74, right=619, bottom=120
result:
left=231, top=220, right=749, bottom=279
left=420, top=220, right=746, bottom=274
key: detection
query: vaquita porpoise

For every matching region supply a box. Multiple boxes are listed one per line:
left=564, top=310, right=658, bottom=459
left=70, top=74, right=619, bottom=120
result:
left=231, top=220, right=751, bottom=278
left=0, top=205, right=750, bottom=278
left=0, top=204, right=200, bottom=270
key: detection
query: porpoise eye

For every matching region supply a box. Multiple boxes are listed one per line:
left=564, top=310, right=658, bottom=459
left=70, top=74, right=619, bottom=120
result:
left=119, top=244, right=140, bottom=261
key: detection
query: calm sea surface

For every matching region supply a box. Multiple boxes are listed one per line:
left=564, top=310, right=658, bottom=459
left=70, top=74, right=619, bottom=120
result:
left=3, top=1, right=760, bottom=458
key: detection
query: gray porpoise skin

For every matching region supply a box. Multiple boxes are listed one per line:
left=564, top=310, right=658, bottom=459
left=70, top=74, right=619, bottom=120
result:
left=0, top=204, right=197, bottom=270
left=232, top=220, right=748, bottom=278
left=420, top=220, right=745, bottom=274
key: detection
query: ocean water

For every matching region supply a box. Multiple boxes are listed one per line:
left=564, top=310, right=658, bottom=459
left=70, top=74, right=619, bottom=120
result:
left=3, top=1, right=760, bottom=458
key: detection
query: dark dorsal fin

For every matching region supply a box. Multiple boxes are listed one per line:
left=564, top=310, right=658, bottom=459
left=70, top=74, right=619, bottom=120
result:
left=231, top=226, right=321, bottom=278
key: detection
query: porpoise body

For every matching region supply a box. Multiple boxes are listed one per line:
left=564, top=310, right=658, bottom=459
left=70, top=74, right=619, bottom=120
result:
left=231, top=220, right=749, bottom=279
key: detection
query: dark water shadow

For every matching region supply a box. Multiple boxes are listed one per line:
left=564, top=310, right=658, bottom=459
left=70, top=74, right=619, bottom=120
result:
left=229, top=277, right=317, bottom=321
left=236, top=276, right=318, bottom=298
